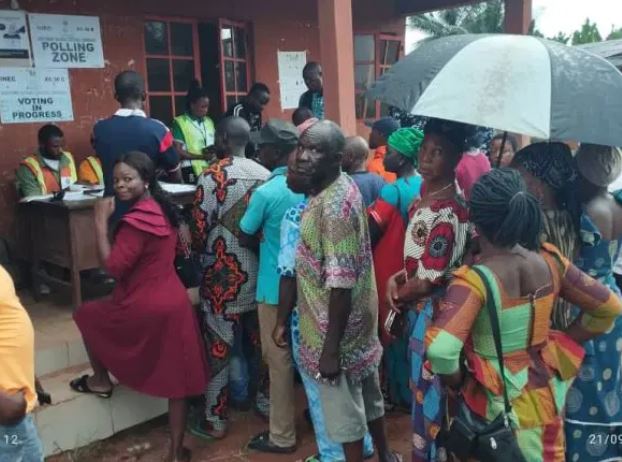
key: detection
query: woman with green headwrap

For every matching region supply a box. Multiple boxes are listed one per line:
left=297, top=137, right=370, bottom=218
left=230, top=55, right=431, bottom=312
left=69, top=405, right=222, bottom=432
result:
left=368, top=127, right=423, bottom=410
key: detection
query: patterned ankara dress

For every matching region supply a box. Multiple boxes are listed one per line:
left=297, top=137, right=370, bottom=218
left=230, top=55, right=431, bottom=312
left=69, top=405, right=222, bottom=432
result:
left=426, top=244, right=622, bottom=462
left=404, top=194, right=470, bottom=462
left=565, top=203, right=622, bottom=462
left=192, top=156, right=270, bottom=431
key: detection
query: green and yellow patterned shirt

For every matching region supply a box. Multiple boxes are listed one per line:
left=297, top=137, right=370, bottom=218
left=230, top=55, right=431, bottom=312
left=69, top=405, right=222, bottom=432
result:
left=296, top=173, right=382, bottom=382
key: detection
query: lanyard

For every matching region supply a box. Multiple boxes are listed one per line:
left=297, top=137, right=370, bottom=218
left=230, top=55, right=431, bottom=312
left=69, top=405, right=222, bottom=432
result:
left=190, top=118, right=209, bottom=147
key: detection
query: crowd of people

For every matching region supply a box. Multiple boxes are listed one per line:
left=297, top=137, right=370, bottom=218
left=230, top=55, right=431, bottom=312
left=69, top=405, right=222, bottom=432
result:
left=2, top=62, right=622, bottom=462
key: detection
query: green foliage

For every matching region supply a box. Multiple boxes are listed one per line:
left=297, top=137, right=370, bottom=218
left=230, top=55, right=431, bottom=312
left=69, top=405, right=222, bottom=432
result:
left=549, top=32, right=570, bottom=44
left=571, top=18, right=602, bottom=45
left=607, top=27, right=622, bottom=41
left=408, top=0, right=504, bottom=38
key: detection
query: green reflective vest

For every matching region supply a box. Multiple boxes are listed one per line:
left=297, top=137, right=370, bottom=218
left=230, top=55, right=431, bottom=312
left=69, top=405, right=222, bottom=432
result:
left=173, top=113, right=215, bottom=177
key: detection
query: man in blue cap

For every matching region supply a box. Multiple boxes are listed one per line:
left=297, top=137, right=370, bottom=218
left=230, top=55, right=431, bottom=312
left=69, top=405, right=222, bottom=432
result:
left=367, top=117, right=400, bottom=183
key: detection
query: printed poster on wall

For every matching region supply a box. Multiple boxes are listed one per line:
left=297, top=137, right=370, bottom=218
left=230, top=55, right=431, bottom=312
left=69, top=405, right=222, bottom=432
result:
left=28, top=13, right=104, bottom=68
left=277, top=51, right=307, bottom=110
left=0, top=68, right=73, bottom=123
left=0, top=10, right=31, bottom=67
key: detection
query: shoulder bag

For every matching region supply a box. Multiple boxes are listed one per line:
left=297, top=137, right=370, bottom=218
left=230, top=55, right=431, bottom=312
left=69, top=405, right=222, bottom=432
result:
left=443, top=265, right=527, bottom=462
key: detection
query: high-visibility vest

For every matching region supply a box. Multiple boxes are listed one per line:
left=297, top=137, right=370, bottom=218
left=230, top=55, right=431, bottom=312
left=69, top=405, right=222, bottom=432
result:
left=173, top=113, right=215, bottom=177
left=21, top=151, right=77, bottom=195
left=78, top=156, right=104, bottom=185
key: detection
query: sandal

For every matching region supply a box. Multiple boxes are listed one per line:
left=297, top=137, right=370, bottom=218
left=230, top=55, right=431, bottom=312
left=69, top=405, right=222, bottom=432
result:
left=189, top=420, right=226, bottom=441
left=69, top=375, right=113, bottom=398
left=248, top=431, right=296, bottom=454
left=391, top=451, right=403, bottom=462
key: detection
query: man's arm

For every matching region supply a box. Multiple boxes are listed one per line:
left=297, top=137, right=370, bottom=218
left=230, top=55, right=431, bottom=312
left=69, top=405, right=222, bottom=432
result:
left=239, top=231, right=260, bottom=255
left=0, top=390, right=27, bottom=426
left=273, top=275, right=297, bottom=348
left=239, top=188, right=267, bottom=256
left=15, top=165, right=43, bottom=197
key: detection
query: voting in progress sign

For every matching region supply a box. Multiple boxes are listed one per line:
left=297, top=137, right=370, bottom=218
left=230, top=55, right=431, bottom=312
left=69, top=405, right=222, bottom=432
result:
left=29, top=14, right=104, bottom=68
left=0, top=68, right=73, bottom=123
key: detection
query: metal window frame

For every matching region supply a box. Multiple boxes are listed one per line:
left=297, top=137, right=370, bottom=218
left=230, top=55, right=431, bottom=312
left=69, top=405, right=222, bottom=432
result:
left=218, top=18, right=252, bottom=112
left=143, top=16, right=201, bottom=120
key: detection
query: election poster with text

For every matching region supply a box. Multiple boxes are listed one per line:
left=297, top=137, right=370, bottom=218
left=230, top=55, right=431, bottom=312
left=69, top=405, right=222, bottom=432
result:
left=0, top=68, right=73, bottom=123
left=28, top=14, right=104, bottom=68
left=0, top=10, right=31, bottom=67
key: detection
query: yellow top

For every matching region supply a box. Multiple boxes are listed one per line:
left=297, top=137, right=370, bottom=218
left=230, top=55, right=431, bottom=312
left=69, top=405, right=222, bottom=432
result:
left=0, top=266, right=36, bottom=412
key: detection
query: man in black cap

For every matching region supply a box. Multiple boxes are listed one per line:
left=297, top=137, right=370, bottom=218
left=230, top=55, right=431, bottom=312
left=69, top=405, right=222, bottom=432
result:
left=368, top=117, right=400, bottom=183
left=240, top=119, right=305, bottom=454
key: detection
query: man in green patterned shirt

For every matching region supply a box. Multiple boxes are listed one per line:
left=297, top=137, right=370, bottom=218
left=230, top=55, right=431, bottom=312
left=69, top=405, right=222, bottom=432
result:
left=288, top=120, right=401, bottom=462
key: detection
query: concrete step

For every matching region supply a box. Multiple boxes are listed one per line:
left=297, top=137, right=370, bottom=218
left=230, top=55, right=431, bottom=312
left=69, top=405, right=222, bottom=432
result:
left=35, top=364, right=168, bottom=458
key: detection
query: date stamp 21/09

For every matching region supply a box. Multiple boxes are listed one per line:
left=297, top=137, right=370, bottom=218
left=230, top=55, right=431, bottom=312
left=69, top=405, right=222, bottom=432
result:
left=588, top=433, right=622, bottom=447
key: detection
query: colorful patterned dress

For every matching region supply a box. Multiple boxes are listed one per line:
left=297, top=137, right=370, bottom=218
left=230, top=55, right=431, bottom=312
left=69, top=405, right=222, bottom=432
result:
left=369, top=175, right=422, bottom=407
left=191, top=156, right=270, bottom=431
left=425, top=244, right=622, bottom=462
left=403, top=194, right=470, bottom=462
left=565, top=206, right=622, bottom=462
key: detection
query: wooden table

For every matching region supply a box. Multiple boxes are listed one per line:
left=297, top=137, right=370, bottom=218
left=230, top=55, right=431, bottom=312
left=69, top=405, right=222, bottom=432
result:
left=17, top=190, right=195, bottom=307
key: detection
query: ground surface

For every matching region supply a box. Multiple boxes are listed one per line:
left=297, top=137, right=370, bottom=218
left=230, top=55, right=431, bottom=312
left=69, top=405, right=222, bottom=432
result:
left=46, top=398, right=411, bottom=462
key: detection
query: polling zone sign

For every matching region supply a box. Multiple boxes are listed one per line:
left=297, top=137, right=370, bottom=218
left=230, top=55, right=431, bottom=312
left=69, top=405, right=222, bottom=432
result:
left=0, top=68, right=73, bottom=123
left=28, top=14, right=104, bottom=68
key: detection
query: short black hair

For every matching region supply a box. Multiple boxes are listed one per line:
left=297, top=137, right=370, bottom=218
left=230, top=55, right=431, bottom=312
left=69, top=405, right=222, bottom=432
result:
left=303, top=62, right=322, bottom=75
left=470, top=168, right=542, bottom=250
left=250, top=82, right=270, bottom=96
left=424, top=118, right=470, bottom=155
left=292, top=107, right=314, bottom=126
left=186, top=79, right=209, bottom=111
left=114, top=70, right=145, bottom=103
left=38, top=124, right=64, bottom=144
left=491, top=133, right=518, bottom=152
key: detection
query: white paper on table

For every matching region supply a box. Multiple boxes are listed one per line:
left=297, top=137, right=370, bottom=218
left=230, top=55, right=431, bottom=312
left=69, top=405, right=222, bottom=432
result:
left=159, top=182, right=196, bottom=195
left=62, top=191, right=103, bottom=201
left=20, top=194, right=53, bottom=203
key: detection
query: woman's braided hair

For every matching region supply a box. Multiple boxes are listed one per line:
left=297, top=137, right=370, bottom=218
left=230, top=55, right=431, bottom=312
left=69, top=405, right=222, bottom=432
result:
left=470, top=168, right=542, bottom=251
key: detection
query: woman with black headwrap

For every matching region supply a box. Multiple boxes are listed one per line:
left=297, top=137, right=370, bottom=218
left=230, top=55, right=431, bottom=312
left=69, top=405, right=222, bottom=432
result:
left=425, top=168, right=621, bottom=462
left=510, top=142, right=581, bottom=329
left=384, top=119, right=470, bottom=462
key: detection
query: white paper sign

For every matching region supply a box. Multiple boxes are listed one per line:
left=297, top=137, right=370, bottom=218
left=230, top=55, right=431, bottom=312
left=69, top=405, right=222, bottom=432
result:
left=277, top=51, right=307, bottom=110
left=0, top=10, right=31, bottom=66
left=29, top=14, right=104, bottom=68
left=0, top=68, right=73, bottom=123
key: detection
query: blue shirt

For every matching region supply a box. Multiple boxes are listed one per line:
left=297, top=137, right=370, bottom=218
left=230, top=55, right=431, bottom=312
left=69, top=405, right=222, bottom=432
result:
left=92, top=109, right=179, bottom=220
left=239, top=166, right=305, bottom=305
left=277, top=200, right=307, bottom=277
left=379, top=175, right=423, bottom=222
left=349, top=172, right=385, bottom=207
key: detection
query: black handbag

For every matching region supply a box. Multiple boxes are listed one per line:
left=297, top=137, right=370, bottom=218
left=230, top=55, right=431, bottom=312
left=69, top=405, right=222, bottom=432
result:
left=174, top=222, right=202, bottom=289
left=443, top=265, right=527, bottom=462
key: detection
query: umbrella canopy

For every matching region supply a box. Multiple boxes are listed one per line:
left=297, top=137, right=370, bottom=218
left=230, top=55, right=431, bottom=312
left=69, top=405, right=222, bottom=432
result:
left=367, top=34, right=622, bottom=147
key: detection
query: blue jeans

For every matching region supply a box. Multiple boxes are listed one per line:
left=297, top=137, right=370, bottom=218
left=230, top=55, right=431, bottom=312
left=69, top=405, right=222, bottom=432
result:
left=291, top=309, right=374, bottom=461
left=230, top=326, right=249, bottom=403
left=0, top=414, right=44, bottom=462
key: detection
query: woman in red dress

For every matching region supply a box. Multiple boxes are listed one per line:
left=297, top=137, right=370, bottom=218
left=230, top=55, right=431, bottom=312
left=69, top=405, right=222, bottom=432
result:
left=71, top=151, right=208, bottom=462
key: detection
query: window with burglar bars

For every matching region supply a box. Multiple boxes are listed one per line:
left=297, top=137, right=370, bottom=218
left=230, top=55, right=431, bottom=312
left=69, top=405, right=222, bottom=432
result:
left=143, top=18, right=201, bottom=126
left=219, top=19, right=251, bottom=112
left=354, top=33, right=402, bottom=121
